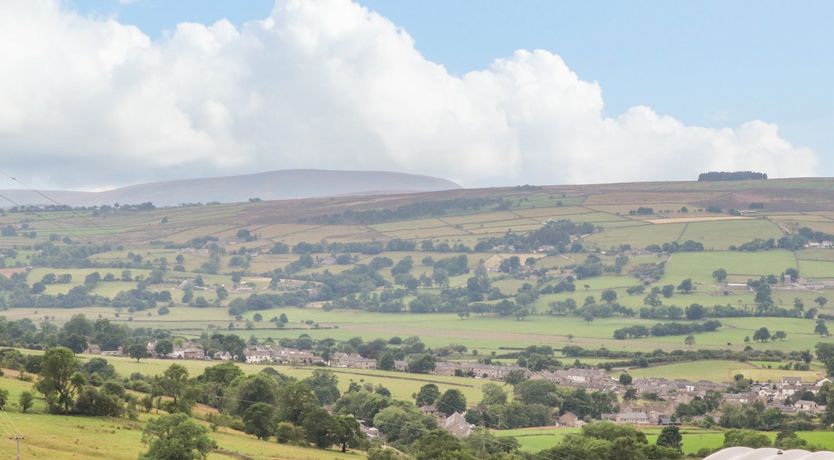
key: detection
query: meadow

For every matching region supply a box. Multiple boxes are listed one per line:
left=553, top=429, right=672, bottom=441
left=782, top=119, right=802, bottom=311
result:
left=0, top=374, right=366, bottom=460
left=494, top=426, right=834, bottom=455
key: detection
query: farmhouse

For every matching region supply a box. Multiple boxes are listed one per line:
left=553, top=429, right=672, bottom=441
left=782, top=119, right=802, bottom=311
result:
left=539, top=368, right=617, bottom=390
left=245, top=348, right=274, bottom=364
left=606, top=411, right=651, bottom=425
left=442, top=412, right=474, bottom=438
left=794, top=400, right=826, bottom=414
left=558, top=411, right=582, bottom=428
left=330, top=352, right=376, bottom=369
left=432, top=362, right=527, bottom=380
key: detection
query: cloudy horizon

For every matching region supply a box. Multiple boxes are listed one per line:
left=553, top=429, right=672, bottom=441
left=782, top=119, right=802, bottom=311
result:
left=0, top=0, right=821, bottom=190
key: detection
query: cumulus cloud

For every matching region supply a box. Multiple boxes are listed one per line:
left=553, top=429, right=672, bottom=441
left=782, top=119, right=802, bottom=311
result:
left=0, top=0, right=818, bottom=189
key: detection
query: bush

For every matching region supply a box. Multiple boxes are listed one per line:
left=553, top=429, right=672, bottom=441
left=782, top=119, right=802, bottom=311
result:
left=275, top=422, right=306, bottom=444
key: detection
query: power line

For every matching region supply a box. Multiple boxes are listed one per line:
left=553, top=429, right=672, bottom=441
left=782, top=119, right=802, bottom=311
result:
left=0, top=171, right=121, bottom=240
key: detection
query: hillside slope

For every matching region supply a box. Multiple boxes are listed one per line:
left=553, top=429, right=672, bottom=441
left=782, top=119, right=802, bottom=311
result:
left=0, top=169, right=460, bottom=207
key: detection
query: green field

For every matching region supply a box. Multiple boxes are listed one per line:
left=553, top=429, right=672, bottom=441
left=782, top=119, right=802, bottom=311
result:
left=0, top=375, right=366, bottom=460
left=72, top=353, right=498, bottom=405
left=495, top=426, right=834, bottom=454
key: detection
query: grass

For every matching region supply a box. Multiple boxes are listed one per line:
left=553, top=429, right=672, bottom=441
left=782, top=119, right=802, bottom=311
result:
left=495, top=426, right=834, bottom=454
left=0, top=375, right=366, bottom=460
left=664, top=250, right=797, bottom=284
left=677, top=219, right=783, bottom=250
left=584, top=223, right=687, bottom=249
left=494, top=426, right=726, bottom=454
left=76, top=354, right=498, bottom=404
left=621, top=359, right=824, bottom=383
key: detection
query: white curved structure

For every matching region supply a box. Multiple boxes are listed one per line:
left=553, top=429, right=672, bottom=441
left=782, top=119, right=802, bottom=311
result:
left=705, top=447, right=834, bottom=460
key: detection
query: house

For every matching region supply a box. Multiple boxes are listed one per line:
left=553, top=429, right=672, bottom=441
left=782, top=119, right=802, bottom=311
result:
left=815, top=378, right=832, bottom=387
left=215, top=351, right=233, bottom=361
left=558, top=412, right=581, bottom=428
left=443, top=412, right=474, bottom=438
left=658, top=416, right=681, bottom=426
left=419, top=405, right=438, bottom=417
left=782, top=376, right=802, bottom=386
left=84, top=344, right=101, bottom=355
left=614, top=412, right=651, bottom=425
left=274, top=348, right=318, bottom=365
left=432, top=362, right=527, bottom=380
left=722, top=393, right=756, bottom=405
left=330, top=352, right=376, bottom=369
left=394, top=360, right=408, bottom=372
left=245, top=348, right=274, bottom=364
left=182, top=348, right=205, bottom=360
left=540, top=368, right=618, bottom=390
left=794, top=400, right=825, bottom=414
left=359, top=421, right=379, bottom=439
left=101, top=347, right=123, bottom=357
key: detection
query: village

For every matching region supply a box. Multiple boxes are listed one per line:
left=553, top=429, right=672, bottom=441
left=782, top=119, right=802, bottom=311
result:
left=86, top=340, right=831, bottom=439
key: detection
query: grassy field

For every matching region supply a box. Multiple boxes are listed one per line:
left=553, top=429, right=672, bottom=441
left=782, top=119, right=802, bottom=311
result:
left=620, top=359, right=824, bottom=383
left=0, top=375, right=366, bottom=460
left=4, top=177, right=834, bottom=391
left=74, top=353, right=498, bottom=404
left=495, top=426, right=834, bottom=454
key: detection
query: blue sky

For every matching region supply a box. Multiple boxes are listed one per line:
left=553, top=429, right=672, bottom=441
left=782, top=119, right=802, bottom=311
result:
left=0, top=0, right=821, bottom=188
left=68, top=0, right=833, bottom=175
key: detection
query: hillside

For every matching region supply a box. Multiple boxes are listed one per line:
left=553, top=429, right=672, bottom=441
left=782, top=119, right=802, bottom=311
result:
left=3, top=176, right=834, bottom=458
left=0, top=169, right=460, bottom=207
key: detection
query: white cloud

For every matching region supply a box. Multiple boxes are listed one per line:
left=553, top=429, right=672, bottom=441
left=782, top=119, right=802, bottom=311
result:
left=0, top=0, right=818, bottom=189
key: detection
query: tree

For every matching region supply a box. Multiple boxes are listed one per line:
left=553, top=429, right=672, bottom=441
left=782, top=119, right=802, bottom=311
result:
left=413, top=430, right=475, bottom=460
left=129, top=344, right=149, bottom=362
left=19, top=391, right=33, bottom=413
left=713, top=268, right=728, bottom=283
left=332, top=415, right=364, bottom=453
left=601, top=290, right=617, bottom=304
left=784, top=268, right=800, bottom=283
left=464, top=427, right=520, bottom=457
left=677, top=278, right=694, bottom=294
left=154, top=340, right=174, bottom=357
left=304, top=369, right=341, bottom=405
left=228, top=374, right=280, bottom=415
left=159, top=364, right=190, bottom=406
left=656, top=426, right=682, bottom=451
left=514, top=379, right=561, bottom=407
left=32, top=281, right=46, bottom=294
left=242, top=402, right=276, bottom=440
left=815, top=320, right=830, bottom=337
left=35, top=347, right=78, bottom=413
left=480, top=383, right=508, bottom=406
left=407, top=354, right=436, bottom=374
left=753, top=327, right=771, bottom=342
left=772, top=330, right=787, bottom=341
left=685, top=303, right=705, bottom=320
left=684, top=335, right=695, bottom=349
left=815, top=296, right=829, bottom=308
left=415, top=384, right=440, bottom=407
left=661, top=285, right=675, bottom=298
left=302, top=407, right=337, bottom=448
left=140, top=413, right=215, bottom=460
left=618, top=373, right=632, bottom=386
left=0, top=389, right=8, bottom=410
left=275, top=381, right=318, bottom=425
left=723, top=429, right=771, bottom=448
left=436, top=389, right=467, bottom=416
left=377, top=351, right=395, bottom=371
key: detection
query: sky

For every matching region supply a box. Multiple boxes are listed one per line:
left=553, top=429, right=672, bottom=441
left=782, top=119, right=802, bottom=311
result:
left=0, top=0, right=831, bottom=190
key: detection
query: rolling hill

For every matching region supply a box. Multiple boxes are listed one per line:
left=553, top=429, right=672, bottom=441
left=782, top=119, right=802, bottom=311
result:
left=0, top=169, right=460, bottom=207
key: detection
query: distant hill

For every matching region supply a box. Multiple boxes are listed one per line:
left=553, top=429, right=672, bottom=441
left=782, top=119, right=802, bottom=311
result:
left=0, top=169, right=460, bottom=207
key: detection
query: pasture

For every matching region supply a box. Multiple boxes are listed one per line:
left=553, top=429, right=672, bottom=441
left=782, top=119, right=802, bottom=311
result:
left=496, top=425, right=834, bottom=455
left=0, top=375, right=366, bottom=460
